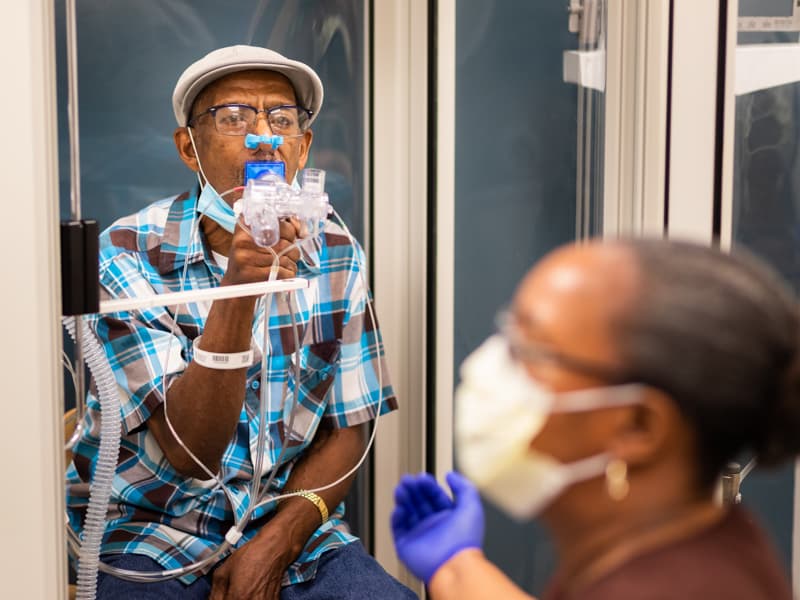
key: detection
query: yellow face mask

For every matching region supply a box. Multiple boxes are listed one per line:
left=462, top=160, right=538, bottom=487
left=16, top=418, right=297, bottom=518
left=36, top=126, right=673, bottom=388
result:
left=454, top=335, right=641, bottom=520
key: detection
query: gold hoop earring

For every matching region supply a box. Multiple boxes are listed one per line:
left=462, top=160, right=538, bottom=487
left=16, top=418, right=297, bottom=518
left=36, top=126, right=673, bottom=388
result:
left=605, top=459, right=630, bottom=501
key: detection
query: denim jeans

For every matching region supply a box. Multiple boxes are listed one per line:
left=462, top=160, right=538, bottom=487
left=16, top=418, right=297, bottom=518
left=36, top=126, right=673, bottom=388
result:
left=95, top=542, right=418, bottom=599
left=281, top=542, right=417, bottom=600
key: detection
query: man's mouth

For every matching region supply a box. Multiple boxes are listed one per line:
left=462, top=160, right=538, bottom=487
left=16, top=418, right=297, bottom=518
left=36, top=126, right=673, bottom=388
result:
left=249, top=149, right=277, bottom=161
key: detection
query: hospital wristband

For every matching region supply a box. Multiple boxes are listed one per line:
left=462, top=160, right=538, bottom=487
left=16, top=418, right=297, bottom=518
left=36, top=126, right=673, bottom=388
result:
left=287, top=489, right=329, bottom=524
left=192, top=335, right=254, bottom=370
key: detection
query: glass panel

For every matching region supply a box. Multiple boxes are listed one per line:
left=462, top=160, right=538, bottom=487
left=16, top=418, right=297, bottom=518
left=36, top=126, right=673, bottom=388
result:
left=453, top=2, right=603, bottom=594
left=55, top=0, right=371, bottom=555
left=576, top=0, right=606, bottom=238
left=731, top=0, right=800, bottom=577
left=577, top=88, right=606, bottom=237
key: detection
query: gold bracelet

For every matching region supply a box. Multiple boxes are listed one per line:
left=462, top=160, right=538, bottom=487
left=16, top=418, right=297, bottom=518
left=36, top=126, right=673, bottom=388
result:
left=287, top=489, right=329, bottom=524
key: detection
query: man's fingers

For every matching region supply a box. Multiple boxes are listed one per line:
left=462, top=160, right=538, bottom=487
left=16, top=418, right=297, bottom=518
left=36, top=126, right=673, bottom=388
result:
left=230, top=221, right=301, bottom=260
left=278, top=255, right=298, bottom=277
left=229, top=248, right=298, bottom=272
left=272, top=239, right=301, bottom=263
left=279, top=218, right=300, bottom=243
left=224, top=225, right=304, bottom=285
left=266, top=256, right=298, bottom=280
left=209, top=571, right=228, bottom=600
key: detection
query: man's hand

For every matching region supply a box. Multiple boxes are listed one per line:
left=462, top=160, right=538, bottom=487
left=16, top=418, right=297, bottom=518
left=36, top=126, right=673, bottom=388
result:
left=210, top=526, right=294, bottom=600
left=209, top=425, right=366, bottom=598
left=223, top=217, right=302, bottom=284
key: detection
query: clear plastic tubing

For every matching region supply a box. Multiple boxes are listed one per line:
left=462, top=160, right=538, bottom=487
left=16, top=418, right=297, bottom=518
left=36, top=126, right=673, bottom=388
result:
left=64, top=316, right=122, bottom=600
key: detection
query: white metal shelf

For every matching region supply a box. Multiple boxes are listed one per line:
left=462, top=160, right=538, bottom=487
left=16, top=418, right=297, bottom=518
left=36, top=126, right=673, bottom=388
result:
left=98, top=278, right=308, bottom=314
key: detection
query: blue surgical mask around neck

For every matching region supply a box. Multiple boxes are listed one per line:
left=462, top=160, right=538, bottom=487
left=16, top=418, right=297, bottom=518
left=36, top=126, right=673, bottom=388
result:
left=197, top=182, right=237, bottom=233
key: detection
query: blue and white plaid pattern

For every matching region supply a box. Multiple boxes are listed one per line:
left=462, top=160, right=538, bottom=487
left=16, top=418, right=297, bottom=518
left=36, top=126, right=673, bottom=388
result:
left=66, top=191, right=397, bottom=585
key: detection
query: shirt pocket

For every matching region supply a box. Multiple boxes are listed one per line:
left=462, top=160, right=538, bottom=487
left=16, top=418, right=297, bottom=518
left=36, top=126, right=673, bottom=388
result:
left=284, top=340, right=341, bottom=444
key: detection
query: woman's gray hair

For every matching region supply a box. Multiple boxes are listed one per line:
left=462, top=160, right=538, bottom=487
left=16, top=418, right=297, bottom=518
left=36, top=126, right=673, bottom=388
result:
left=615, top=239, right=800, bottom=486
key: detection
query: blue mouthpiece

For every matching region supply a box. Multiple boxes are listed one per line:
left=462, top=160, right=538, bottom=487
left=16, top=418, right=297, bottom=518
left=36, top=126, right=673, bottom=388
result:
left=244, top=133, right=284, bottom=150
left=244, top=161, right=286, bottom=184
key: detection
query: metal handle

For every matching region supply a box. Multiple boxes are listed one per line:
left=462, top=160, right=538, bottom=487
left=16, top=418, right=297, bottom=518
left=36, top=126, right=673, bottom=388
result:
left=721, top=459, right=757, bottom=505
left=721, top=462, right=742, bottom=505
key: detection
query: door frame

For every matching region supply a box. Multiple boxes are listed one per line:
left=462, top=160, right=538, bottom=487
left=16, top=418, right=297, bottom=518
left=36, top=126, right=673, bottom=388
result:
left=371, top=0, right=430, bottom=593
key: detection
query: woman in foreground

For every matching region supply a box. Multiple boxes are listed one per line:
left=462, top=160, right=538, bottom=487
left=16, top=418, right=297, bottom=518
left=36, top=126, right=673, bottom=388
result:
left=392, top=239, right=798, bottom=599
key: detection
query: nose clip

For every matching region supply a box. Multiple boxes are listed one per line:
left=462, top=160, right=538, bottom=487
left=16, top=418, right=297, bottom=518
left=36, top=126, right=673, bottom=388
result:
left=244, top=133, right=284, bottom=150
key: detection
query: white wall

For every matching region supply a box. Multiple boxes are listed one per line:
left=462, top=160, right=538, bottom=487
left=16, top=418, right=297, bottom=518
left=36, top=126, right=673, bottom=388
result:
left=0, top=1, right=66, bottom=598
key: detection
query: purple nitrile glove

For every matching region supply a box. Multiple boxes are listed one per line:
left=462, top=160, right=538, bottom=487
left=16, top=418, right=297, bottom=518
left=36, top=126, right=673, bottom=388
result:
left=390, top=471, right=485, bottom=584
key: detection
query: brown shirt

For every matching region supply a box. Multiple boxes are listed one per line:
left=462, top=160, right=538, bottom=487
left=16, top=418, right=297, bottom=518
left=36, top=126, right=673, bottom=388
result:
left=543, top=507, right=792, bottom=600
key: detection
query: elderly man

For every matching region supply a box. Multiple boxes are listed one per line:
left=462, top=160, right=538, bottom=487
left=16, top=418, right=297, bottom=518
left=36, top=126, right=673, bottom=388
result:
left=66, top=45, right=415, bottom=600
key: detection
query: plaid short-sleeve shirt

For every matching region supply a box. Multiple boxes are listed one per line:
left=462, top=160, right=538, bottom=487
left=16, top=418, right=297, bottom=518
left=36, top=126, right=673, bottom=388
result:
left=65, top=191, right=397, bottom=585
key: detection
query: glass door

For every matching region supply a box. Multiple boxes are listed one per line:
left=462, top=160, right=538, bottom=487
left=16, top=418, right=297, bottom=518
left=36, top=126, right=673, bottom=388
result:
left=448, top=2, right=606, bottom=593
left=55, top=0, right=374, bottom=574
left=723, top=0, right=800, bottom=586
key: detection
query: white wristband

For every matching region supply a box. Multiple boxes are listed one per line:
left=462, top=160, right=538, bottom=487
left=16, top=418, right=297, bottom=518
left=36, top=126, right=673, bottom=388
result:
left=192, top=336, right=254, bottom=370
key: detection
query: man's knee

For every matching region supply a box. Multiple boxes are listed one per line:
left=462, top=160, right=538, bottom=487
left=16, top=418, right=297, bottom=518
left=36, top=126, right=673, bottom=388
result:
left=281, top=543, right=417, bottom=600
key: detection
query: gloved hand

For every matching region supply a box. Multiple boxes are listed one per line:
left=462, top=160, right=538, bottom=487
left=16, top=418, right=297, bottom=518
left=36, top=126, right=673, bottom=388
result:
left=391, top=471, right=484, bottom=584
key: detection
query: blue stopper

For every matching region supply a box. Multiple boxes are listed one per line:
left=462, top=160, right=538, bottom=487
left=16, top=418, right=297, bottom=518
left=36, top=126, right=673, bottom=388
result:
left=244, top=133, right=284, bottom=150
left=244, top=161, right=286, bottom=184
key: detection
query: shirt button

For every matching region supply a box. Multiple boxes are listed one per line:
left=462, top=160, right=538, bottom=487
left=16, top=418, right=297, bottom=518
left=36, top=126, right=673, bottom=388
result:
left=250, top=379, right=260, bottom=390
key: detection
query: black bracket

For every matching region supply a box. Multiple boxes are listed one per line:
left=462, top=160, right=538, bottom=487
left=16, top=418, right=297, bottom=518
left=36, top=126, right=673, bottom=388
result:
left=61, top=219, right=100, bottom=315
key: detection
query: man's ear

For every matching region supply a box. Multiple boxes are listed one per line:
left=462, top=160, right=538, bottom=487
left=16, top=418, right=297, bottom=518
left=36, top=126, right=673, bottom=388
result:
left=607, top=388, right=684, bottom=469
left=296, top=129, right=314, bottom=171
left=174, top=127, right=200, bottom=172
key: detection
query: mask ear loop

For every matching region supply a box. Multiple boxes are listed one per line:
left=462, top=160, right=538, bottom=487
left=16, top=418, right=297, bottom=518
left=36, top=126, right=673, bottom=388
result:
left=550, top=383, right=644, bottom=413
left=188, top=127, right=209, bottom=192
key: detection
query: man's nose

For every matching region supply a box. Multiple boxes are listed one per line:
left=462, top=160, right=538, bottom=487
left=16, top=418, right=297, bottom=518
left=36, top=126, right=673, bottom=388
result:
left=253, top=113, right=273, bottom=136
